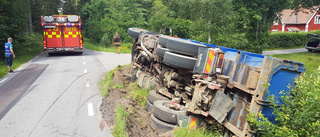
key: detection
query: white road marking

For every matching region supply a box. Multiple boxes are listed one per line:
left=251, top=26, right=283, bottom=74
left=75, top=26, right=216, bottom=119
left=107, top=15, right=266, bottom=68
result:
left=17, top=67, right=23, bottom=71
left=0, top=78, right=8, bottom=83
left=35, top=56, right=39, bottom=58
left=84, top=69, right=87, bottom=73
left=83, top=57, right=85, bottom=59
left=86, top=81, right=90, bottom=87
left=83, top=62, right=86, bottom=65
left=87, top=103, right=94, bottom=116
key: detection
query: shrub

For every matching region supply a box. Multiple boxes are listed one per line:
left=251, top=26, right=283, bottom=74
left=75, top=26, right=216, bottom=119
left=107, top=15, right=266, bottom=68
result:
left=267, top=32, right=308, bottom=49
left=247, top=71, right=320, bottom=137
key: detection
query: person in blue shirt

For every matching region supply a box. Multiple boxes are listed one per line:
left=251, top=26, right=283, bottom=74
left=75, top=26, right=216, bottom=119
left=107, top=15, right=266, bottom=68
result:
left=4, top=37, right=15, bottom=73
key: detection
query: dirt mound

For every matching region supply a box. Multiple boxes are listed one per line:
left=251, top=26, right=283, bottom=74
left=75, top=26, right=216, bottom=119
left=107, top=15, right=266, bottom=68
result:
left=99, top=66, right=173, bottom=137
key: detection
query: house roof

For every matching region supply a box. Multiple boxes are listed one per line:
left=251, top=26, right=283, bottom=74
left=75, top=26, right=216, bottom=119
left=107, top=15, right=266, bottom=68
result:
left=280, top=6, right=319, bottom=24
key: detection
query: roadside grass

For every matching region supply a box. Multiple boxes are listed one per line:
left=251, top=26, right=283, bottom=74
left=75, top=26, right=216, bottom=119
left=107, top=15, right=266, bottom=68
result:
left=270, top=52, right=320, bottom=77
left=113, top=105, right=129, bottom=137
left=99, top=65, right=123, bottom=97
left=263, top=46, right=305, bottom=51
left=83, top=38, right=132, bottom=53
left=132, top=87, right=149, bottom=106
left=174, top=127, right=222, bottom=137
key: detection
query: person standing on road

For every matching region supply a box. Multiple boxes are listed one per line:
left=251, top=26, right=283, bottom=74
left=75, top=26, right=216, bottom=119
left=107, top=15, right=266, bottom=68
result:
left=4, top=37, right=15, bottom=73
left=112, top=32, right=121, bottom=54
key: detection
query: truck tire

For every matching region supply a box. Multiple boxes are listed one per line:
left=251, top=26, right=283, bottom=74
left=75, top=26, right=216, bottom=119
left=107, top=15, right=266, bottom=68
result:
left=166, top=38, right=206, bottom=56
left=150, top=114, right=175, bottom=132
left=148, top=90, right=169, bottom=104
left=156, top=46, right=169, bottom=58
left=152, top=100, right=187, bottom=124
left=146, top=100, right=153, bottom=112
left=163, top=52, right=197, bottom=70
left=158, top=36, right=168, bottom=47
left=128, top=28, right=148, bottom=38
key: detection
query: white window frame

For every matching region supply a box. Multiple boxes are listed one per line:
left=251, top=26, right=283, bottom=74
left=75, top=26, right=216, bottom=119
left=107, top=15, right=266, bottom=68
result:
left=273, top=20, right=279, bottom=25
left=314, top=15, right=320, bottom=24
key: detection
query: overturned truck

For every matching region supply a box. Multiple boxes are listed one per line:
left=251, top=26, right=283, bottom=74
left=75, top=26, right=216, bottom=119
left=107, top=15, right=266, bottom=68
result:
left=127, top=28, right=305, bottom=136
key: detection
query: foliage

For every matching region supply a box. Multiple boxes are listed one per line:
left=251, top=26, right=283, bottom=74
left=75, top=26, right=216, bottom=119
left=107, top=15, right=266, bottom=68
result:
left=113, top=105, right=129, bottom=137
left=99, top=67, right=116, bottom=97
left=233, top=0, right=290, bottom=53
left=0, top=33, right=43, bottom=78
left=267, top=32, right=308, bottom=49
left=247, top=70, right=320, bottom=136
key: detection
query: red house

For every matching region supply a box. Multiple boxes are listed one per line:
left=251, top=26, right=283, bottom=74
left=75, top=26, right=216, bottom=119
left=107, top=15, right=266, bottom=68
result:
left=271, top=6, right=320, bottom=32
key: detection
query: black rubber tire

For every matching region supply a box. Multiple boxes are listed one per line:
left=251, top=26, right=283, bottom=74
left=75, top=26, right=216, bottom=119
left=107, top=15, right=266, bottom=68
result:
left=146, top=100, right=153, bottom=112
left=158, top=36, right=168, bottom=47
left=128, top=28, right=148, bottom=38
left=152, top=100, right=187, bottom=124
left=163, top=52, right=197, bottom=70
left=166, top=38, right=207, bottom=56
left=156, top=46, right=169, bottom=58
left=148, top=90, right=169, bottom=104
left=150, top=114, right=175, bottom=132
left=308, top=49, right=313, bottom=52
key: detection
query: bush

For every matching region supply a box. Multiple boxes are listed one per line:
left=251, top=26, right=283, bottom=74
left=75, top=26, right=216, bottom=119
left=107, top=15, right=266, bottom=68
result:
left=267, top=32, right=308, bottom=49
left=247, top=71, right=320, bottom=137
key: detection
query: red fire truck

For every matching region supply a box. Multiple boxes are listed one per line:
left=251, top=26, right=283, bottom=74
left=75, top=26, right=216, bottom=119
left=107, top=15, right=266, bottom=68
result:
left=41, top=15, right=83, bottom=55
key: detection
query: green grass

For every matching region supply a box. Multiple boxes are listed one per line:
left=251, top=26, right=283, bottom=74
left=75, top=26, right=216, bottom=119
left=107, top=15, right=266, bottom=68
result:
left=263, top=46, right=305, bottom=51
left=270, top=52, right=320, bottom=77
left=99, top=68, right=116, bottom=97
left=174, top=127, right=222, bottom=137
left=0, top=50, right=42, bottom=78
left=83, top=38, right=132, bottom=53
left=113, top=105, right=129, bottom=137
left=132, top=87, right=149, bottom=106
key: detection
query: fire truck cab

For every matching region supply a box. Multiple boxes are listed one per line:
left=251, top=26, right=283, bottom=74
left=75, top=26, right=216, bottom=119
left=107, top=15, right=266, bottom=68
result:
left=41, top=15, right=83, bottom=55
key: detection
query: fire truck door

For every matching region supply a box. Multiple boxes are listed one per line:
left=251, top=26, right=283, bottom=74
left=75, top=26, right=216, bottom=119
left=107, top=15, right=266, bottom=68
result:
left=45, top=27, right=63, bottom=48
left=63, top=27, right=80, bottom=48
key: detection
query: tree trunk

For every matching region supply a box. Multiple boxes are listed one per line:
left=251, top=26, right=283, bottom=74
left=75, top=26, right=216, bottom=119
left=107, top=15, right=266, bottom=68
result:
left=27, top=0, right=33, bottom=33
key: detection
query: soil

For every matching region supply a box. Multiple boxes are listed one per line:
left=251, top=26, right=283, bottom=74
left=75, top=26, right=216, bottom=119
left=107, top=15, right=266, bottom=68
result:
left=99, top=65, right=174, bottom=137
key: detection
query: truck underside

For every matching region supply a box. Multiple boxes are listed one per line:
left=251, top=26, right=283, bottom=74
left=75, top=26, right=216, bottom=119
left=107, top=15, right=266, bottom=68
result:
left=128, top=28, right=305, bottom=136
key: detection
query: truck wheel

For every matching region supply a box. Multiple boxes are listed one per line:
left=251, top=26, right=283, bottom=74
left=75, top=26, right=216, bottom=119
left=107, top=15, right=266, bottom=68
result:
left=146, top=100, right=153, bottom=112
left=163, top=52, right=197, bottom=70
left=148, top=90, right=169, bottom=104
left=156, top=46, right=169, bottom=58
left=166, top=38, right=206, bottom=56
left=150, top=114, right=175, bottom=132
left=308, top=49, right=313, bottom=52
left=128, top=28, right=148, bottom=38
left=152, top=100, right=187, bottom=124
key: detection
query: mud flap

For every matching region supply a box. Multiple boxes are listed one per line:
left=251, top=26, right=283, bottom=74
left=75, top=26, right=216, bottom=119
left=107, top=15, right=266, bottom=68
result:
left=209, top=91, right=235, bottom=123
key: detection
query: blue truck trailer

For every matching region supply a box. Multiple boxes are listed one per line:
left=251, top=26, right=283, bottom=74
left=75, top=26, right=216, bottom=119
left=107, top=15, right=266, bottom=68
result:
left=128, top=28, right=305, bottom=136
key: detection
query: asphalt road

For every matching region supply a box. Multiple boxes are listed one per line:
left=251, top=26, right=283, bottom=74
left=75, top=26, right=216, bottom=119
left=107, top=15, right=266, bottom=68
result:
left=0, top=49, right=131, bottom=137
left=262, top=48, right=307, bottom=55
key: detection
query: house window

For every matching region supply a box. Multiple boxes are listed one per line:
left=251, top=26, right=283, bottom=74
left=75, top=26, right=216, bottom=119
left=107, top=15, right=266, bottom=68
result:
left=273, top=20, right=279, bottom=25
left=315, top=15, right=320, bottom=24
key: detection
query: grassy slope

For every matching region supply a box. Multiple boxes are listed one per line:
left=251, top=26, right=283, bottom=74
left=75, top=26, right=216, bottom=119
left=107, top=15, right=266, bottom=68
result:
left=270, top=52, right=320, bottom=77
left=83, top=38, right=132, bottom=53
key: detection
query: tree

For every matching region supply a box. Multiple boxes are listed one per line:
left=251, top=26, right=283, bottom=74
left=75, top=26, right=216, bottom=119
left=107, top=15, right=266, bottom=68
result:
left=233, top=0, right=289, bottom=53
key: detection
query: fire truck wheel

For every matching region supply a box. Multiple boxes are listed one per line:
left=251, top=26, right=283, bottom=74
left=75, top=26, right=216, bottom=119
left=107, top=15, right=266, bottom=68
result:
left=156, top=46, right=169, bottom=58
left=166, top=38, right=206, bottom=56
left=163, top=52, right=197, bottom=70
left=158, top=36, right=168, bottom=47
left=152, top=100, right=186, bottom=124
left=128, top=28, right=148, bottom=38
left=148, top=90, right=170, bottom=104
left=150, top=114, right=175, bottom=132
left=145, top=100, right=153, bottom=112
